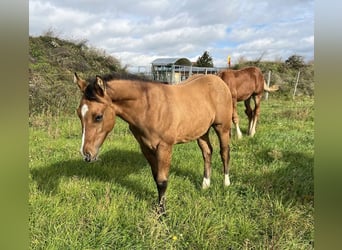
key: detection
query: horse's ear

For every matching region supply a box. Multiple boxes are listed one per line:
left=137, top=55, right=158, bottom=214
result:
left=74, top=72, right=87, bottom=92
left=95, top=75, right=106, bottom=94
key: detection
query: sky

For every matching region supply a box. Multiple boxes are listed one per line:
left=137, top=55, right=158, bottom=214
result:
left=29, top=0, right=314, bottom=70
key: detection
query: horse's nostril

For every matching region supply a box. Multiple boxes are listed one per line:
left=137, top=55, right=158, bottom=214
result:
left=84, top=153, right=91, bottom=162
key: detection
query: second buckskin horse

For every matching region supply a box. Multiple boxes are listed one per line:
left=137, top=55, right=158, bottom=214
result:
left=74, top=72, right=233, bottom=213
left=218, top=66, right=279, bottom=139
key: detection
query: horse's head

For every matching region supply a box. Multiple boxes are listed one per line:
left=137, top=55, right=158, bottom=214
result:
left=74, top=73, right=115, bottom=162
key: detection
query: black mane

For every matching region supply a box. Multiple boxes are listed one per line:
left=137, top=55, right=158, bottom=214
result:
left=84, top=81, right=101, bottom=101
left=84, top=72, right=166, bottom=101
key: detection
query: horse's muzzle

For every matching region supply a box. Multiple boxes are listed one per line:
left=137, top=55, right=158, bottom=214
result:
left=84, top=152, right=97, bottom=162
left=84, top=153, right=92, bottom=162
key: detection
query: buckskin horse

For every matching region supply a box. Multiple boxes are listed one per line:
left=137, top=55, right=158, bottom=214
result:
left=73, top=72, right=233, bottom=213
left=218, top=66, right=279, bottom=139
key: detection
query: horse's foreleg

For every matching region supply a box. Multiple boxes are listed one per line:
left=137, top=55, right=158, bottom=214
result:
left=134, top=135, right=168, bottom=214
left=154, top=143, right=172, bottom=214
left=136, top=142, right=162, bottom=210
left=197, top=133, right=213, bottom=189
left=213, top=125, right=231, bottom=187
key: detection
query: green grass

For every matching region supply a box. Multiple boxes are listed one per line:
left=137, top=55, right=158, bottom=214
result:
left=29, top=97, right=314, bottom=249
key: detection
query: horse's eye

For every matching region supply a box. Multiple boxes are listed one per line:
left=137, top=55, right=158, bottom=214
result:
left=94, top=114, right=103, bottom=122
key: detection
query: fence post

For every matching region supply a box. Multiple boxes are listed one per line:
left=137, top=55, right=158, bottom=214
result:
left=171, top=64, right=175, bottom=84
left=265, top=71, right=271, bottom=100
left=293, top=71, right=301, bottom=99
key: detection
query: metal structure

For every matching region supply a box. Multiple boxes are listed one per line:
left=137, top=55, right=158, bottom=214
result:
left=151, top=57, right=224, bottom=84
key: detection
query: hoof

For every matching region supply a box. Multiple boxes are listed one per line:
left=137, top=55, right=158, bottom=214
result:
left=202, top=177, right=210, bottom=189
left=156, top=197, right=166, bottom=217
left=155, top=204, right=167, bottom=219
left=224, top=174, right=231, bottom=186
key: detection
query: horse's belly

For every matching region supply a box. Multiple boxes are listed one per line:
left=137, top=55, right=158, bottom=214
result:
left=174, top=120, right=212, bottom=144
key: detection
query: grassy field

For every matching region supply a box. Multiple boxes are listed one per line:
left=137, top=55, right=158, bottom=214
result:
left=29, top=96, right=314, bottom=249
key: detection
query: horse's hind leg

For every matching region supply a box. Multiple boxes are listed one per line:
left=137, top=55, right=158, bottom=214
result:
left=232, top=96, right=243, bottom=139
left=213, top=124, right=231, bottom=187
left=250, top=94, right=261, bottom=137
left=244, top=97, right=253, bottom=136
left=197, top=132, right=213, bottom=189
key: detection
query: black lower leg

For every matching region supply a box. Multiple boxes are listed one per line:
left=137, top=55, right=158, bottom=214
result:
left=157, top=180, right=168, bottom=214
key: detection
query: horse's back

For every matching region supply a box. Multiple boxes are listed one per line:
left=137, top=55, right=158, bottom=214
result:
left=236, top=67, right=264, bottom=96
left=219, top=67, right=264, bottom=101
left=180, top=74, right=230, bottom=96
left=177, top=74, right=231, bottom=108
left=180, top=74, right=232, bottom=122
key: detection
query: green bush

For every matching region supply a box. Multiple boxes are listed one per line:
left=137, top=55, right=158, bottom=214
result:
left=29, top=35, right=124, bottom=116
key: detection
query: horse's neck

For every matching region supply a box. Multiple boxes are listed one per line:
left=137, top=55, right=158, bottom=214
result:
left=107, top=80, right=147, bottom=124
left=106, top=80, right=142, bottom=101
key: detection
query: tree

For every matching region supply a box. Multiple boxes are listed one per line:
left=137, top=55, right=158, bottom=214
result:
left=195, top=51, right=214, bottom=67
left=285, top=55, right=305, bottom=70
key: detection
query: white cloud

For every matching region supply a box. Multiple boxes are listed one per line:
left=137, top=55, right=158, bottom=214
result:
left=29, top=0, right=314, bottom=67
